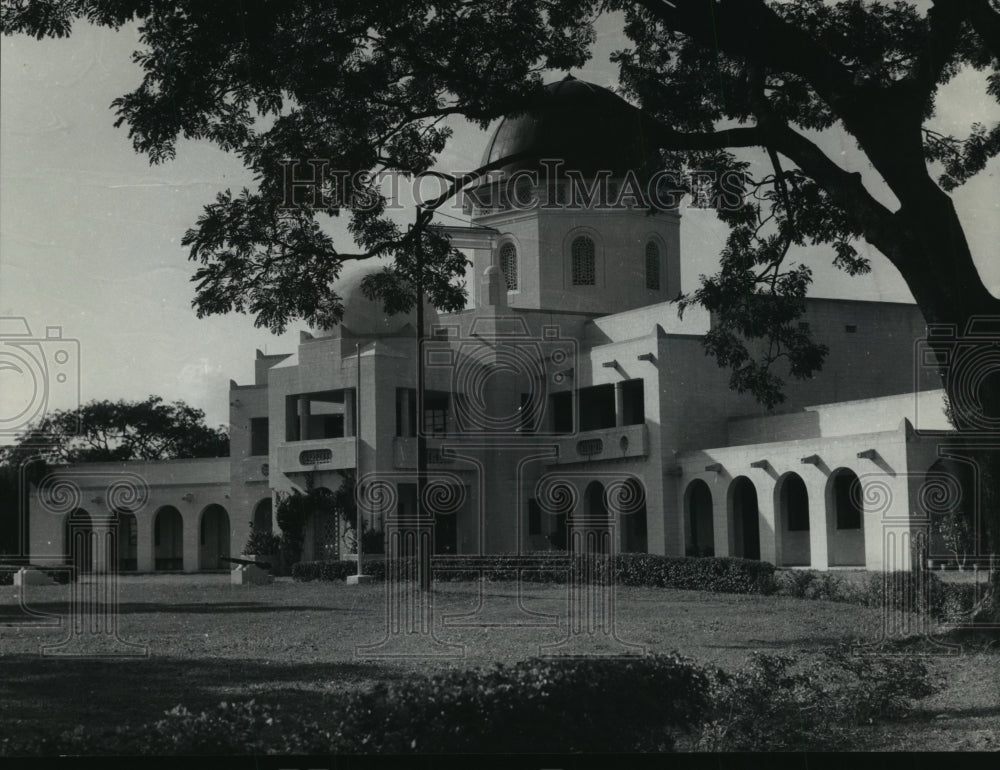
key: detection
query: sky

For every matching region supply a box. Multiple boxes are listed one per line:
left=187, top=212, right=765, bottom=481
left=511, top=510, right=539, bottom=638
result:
left=1, top=12, right=998, bottom=433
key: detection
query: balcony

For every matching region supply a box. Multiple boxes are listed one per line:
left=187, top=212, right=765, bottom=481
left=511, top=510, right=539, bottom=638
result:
left=546, top=423, right=649, bottom=465
left=276, top=437, right=356, bottom=473
left=393, top=437, right=457, bottom=469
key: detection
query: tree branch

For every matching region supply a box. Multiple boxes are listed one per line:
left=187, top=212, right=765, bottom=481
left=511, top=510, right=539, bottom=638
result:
left=969, top=0, right=1000, bottom=60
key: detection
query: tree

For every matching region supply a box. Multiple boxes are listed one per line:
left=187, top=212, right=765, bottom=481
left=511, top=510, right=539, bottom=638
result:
left=1, top=395, right=229, bottom=467
left=3, top=1, right=998, bottom=578
left=0, top=395, right=228, bottom=553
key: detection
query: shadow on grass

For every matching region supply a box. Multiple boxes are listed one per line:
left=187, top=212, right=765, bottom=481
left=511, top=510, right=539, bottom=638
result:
left=0, top=654, right=408, bottom=742
left=1, top=602, right=340, bottom=618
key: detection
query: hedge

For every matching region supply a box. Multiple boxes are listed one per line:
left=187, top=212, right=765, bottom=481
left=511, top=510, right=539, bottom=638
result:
left=293, top=552, right=777, bottom=595
left=773, top=567, right=991, bottom=621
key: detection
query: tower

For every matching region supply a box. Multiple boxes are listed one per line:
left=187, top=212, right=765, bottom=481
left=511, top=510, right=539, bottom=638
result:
left=466, top=75, right=681, bottom=316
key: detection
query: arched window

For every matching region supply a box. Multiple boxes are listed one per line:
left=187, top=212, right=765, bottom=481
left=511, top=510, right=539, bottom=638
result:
left=499, top=242, right=518, bottom=291
left=571, top=236, right=596, bottom=286
left=645, top=241, right=661, bottom=291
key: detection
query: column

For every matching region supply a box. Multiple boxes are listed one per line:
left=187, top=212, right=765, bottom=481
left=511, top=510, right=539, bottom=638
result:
left=298, top=396, right=311, bottom=441
left=344, top=388, right=356, bottom=437
left=614, top=382, right=625, bottom=428
left=803, top=471, right=829, bottom=570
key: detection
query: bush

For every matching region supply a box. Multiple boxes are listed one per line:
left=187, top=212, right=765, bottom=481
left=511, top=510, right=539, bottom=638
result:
left=0, top=569, right=11, bottom=586
left=5, top=654, right=711, bottom=755
left=292, top=553, right=778, bottom=595
left=692, top=648, right=936, bottom=751
left=242, top=522, right=280, bottom=558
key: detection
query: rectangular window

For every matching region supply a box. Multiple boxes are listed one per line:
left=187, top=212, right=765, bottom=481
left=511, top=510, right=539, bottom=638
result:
left=423, top=391, right=449, bottom=436
left=579, top=384, right=616, bottom=431
left=551, top=391, right=574, bottom=434
left=620, top=379, right=645, bottom=426
left=250, top=417, right=269, bottom=456
left=845, top=324, right=858, bottom=333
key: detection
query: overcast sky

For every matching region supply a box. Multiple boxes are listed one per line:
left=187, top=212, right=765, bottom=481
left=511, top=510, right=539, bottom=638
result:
left=2, top=13, right=998, bottom=433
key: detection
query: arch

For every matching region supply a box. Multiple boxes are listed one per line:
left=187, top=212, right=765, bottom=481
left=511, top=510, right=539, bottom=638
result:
left=116, top=511, right=139, bottom=572
left=728, top=476, right=760, bottom=560
left=644, top=240, right=661, bottom=291
left=578, top=480, right=611, bottom=554
left=64, top=508, right=93, bottom=572
left=685, top=479, right=715, bottom=557
left=198, top=504, right=231, bottom=570
left=619, top=478, right=648, bottom=553
left=924, top=458, right=978, bottom=565
left=252, top=497, right=273, bottom=533
left=826, top=468, right=865, bottom=566
left=570, top=235, right=596, bottom=286
left=775, top=473, right=811, bottom=567
left=498, top=241, right=518, bottom=291
left=153, top=506, right=184, bottom=571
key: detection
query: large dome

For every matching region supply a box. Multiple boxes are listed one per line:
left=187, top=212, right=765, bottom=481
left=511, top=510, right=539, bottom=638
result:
left=317, top=260, right=438, bottom=337
left=479, top=75, right=659, bottom=180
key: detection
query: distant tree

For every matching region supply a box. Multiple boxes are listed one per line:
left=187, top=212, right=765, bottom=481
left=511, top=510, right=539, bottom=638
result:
left=0, top=396, right=228, bottom=554
left=1, top=396, right=229, bottom=467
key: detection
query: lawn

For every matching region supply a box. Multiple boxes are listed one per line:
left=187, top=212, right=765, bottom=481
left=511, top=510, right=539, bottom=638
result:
left=0, top=574, right=996, bottom=752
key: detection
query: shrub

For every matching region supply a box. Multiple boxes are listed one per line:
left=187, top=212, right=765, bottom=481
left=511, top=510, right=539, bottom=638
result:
left=242, top=521, right=280, bottom=558
left=318, top=653, right=711, bottom=753
left=692, top=648, right=936, bottom=751
left=609, top=554, right=777, bottom=595
left=292, top=553, right=778, bottom=595
left=0, top=569, right=12, bottom=586
left=15, top=654, right=710, bottom=755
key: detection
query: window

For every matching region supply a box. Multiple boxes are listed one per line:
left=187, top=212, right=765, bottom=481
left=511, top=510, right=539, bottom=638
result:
left=798, top=322, right=811, bottom=332
left=845, top=324, right=858, bottom=333
left=621, top=379, right=645, bottom=425
left=250, top=417, right=269, bottom=456
left=423, top=391, right=449, bottom=436
left=579, top=384, right=616, bottom=431
left=499, top=242, right=518, bottom=291
left=571, top=236, right=596, bottom=286
left=550, top=391, right=574, bottom=434
left=645, top=241, right=660, bottom=290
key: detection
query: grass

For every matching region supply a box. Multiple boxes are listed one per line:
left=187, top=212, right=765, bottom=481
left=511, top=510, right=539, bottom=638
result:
left=1, top=574, right=997, bottom=752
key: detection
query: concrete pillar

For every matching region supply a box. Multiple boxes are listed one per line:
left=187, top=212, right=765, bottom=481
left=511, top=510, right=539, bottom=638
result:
left=183, top=508, right=200, bottom=572
left=614, top=382, right=625, bottom=428
left=298, top=396, right=311, bottom=441
left=756, top=475, right=778, bottom=565
left=136, top=514, right=153, bottom=572
left=344, top=388, right=356, bottom=437
left=712, top=476, right=731, bottom=557
left=803, top=471, right=830, bottom=570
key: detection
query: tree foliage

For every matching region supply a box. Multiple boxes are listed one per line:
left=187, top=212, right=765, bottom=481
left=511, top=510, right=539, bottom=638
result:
left=0, top=395, right=229, bottom=467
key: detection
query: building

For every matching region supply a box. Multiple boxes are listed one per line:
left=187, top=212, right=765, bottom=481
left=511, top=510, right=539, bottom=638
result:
left=28, top=77, right=971, bottom=574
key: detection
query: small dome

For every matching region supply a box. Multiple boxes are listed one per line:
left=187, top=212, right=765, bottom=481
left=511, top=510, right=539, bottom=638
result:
left=316, top=259, right=438, bottom=336
left=479, top=75, right=659, bottom=180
